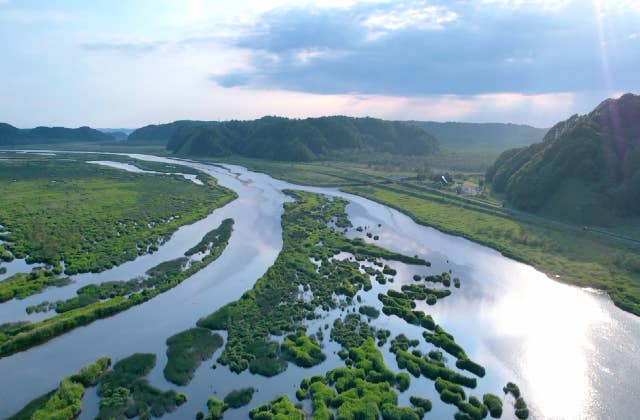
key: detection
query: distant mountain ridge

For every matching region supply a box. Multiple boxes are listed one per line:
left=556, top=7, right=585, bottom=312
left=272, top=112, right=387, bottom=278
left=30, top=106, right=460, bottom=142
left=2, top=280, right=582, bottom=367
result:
left=407, top=121, right=547, bottom=149
left=131, top=116, right=440, bottom=162
left=486, top=93, right=640, bottom=220
left=0, top=123, right=114, bottom=145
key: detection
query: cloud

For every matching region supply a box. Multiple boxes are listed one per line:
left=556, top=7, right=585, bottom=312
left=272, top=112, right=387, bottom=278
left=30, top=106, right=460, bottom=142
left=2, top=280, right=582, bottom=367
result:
left=211, top=0, right=640, bottom=97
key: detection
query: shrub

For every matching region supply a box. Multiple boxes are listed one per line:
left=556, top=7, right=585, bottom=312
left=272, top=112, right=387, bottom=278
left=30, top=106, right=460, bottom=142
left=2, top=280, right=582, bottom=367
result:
left=483, top=393, right=503, bottom=418
left=224, top=388, right=255, bottom=408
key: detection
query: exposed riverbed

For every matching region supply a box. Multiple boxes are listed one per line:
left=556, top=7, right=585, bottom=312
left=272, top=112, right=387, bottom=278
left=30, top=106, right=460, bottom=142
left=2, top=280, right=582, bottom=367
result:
left=0, top=152, right=638, bottom=420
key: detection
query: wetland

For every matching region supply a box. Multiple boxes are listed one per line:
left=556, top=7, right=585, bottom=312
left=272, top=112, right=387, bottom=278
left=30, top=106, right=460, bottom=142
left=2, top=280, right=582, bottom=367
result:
left=0, top=152, right=639, bottom=420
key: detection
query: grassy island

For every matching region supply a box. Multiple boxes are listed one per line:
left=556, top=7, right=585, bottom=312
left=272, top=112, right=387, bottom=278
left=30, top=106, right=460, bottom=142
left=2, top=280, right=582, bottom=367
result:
left=197, top=190, right=429, bottom=376
left=164, top=327, right=224, bottom=385
left=0, top=155, right=236, bottom=277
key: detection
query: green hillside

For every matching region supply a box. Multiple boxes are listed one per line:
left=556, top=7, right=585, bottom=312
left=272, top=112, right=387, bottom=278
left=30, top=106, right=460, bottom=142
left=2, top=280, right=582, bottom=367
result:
left=129, top=116, right=439, bottom=162
left=409, top=121, right=547, bottom=149
left=486, top=93, right=640, bottom=223
left=0, top=123, right=114, bottom=145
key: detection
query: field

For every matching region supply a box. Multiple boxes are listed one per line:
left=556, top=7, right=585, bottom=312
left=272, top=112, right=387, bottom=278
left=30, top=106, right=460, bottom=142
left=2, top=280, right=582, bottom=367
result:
left=0, top=155, right=236, bottom=274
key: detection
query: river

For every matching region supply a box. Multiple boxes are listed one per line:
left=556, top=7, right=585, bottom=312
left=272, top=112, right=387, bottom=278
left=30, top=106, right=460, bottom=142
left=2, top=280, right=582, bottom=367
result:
left=0, top=152, right=638, bottom=420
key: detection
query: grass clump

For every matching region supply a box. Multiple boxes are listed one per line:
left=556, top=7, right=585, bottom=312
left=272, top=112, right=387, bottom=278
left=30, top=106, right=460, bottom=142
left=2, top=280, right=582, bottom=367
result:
left=503, top=382, right=520, bottom=398
left=423, top=326, right=466, bottom=359
left=204, top=397, right=225, bottom=419
left=409, top=396, right=432, bottom=414
left=224, top=387, right=255, bottom=408
left=515, top=397, right=529, bottom=419
left=483, top=393, right=503, bottom=418
left=0, top=270, right=72, bottom=303
left=456, top=356, right=486, bottom=378
left=358, top=305, right=380, bottom=319
left=249, top=395, right=304, bottom=420
left=164, top=327, right=224, bottom=385
left=378, top=290, right=436, bottom=330
left=281, top=331, right=326, bottom=367
left=295, top=338, right=424, bottom=420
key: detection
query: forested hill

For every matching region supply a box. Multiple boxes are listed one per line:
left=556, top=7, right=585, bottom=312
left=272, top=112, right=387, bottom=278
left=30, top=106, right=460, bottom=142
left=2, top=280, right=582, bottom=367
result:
left=407, top=121, right=547, bottom=148
left=486, top=93, right=640, bottom=220
left=158, top=116, right=439, bottom=161
left=127, top=120, right=216, bottom=142
left=0, top=123, right=114, bottom=145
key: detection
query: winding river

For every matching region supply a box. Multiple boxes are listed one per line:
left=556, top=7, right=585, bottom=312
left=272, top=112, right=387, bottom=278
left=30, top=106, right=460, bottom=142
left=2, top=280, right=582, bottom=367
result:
left=0, top=152, right=639, bottom=420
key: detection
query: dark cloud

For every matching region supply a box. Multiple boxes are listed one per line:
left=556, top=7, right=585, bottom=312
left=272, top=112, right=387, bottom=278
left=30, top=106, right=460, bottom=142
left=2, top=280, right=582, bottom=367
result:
left=214, top=1, right=640, bottom=96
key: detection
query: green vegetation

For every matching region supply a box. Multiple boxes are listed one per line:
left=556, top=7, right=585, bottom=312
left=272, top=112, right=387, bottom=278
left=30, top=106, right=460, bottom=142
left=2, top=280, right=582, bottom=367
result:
left=378, top=290, right=436, bottom=330
left=408, top=121, right=545, bottom=150
left=295, top=338, right=424, bottom=420
left=97, top=353, right=186, bottom=419
left=423, top=327, right=466, bottom=359
left=390, top=336, right=476, bottom=389
left=6, top=391, right=56, bottom=420
left=184, top=218, right=234, bottom=256
left=486, top=93, right=640, bottom=217
left=503, top=382, right=520, bottom=399
left=401, top=284, right=452, bottom=301
left=483, top=393, right=503, bottom=418
left=0, top=122, right=115, bottom=145
left=8, top=357, right=111, bottom=420
left=197, top=191, right=428, bottom=376
left=0, top=219, right=234, bottom=358
left=224, top=387, right=255, bottom=408
left=409, top=396, right=432, bottom=414
left=249, top=395, right=304, bottom=419
left=514, top=397, right=529, bottom=419
left=203, top=397, right=225, bottom=419
left=358, top=305, right=380, bottom=318
left=0, top=157, right=235, bottom=274
left=155, top=116, right=439, bottom=161
left=281, top=331, right=326, bottom=367
left=0, top=156, right=236, bottom=275
left=456, top=356, right=486, bottom=378
left=0, top=270, right=72, bottom=303
left=164, top=327, right=224, bottom=386
left=331, top=314, right=375, bottom=349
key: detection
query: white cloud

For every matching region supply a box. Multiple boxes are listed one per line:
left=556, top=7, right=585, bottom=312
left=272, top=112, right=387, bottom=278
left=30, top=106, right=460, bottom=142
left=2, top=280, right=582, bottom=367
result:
left=362, top=4, right=457, bottom=39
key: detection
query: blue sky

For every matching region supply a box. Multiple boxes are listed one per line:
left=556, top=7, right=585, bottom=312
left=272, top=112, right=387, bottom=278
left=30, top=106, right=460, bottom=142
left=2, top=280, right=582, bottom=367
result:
left=0, top=0, right=638, bottom=128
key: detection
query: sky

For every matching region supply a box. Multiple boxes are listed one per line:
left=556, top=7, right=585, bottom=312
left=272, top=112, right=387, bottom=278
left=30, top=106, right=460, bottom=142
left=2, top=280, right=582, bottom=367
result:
left=0, top=0, right=638, bottom=128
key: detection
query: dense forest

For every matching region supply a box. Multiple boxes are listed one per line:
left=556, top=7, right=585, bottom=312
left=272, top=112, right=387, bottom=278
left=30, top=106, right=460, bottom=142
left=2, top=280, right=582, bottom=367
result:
left=409, top=121, right=546, bottom=149
left=486, top=93, right=640, bottom=219
left=0, top=123, right=114, bottom=145
left=129, top=116, right=439, bottom=161
left=127, top=120, right=216, bottom=143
